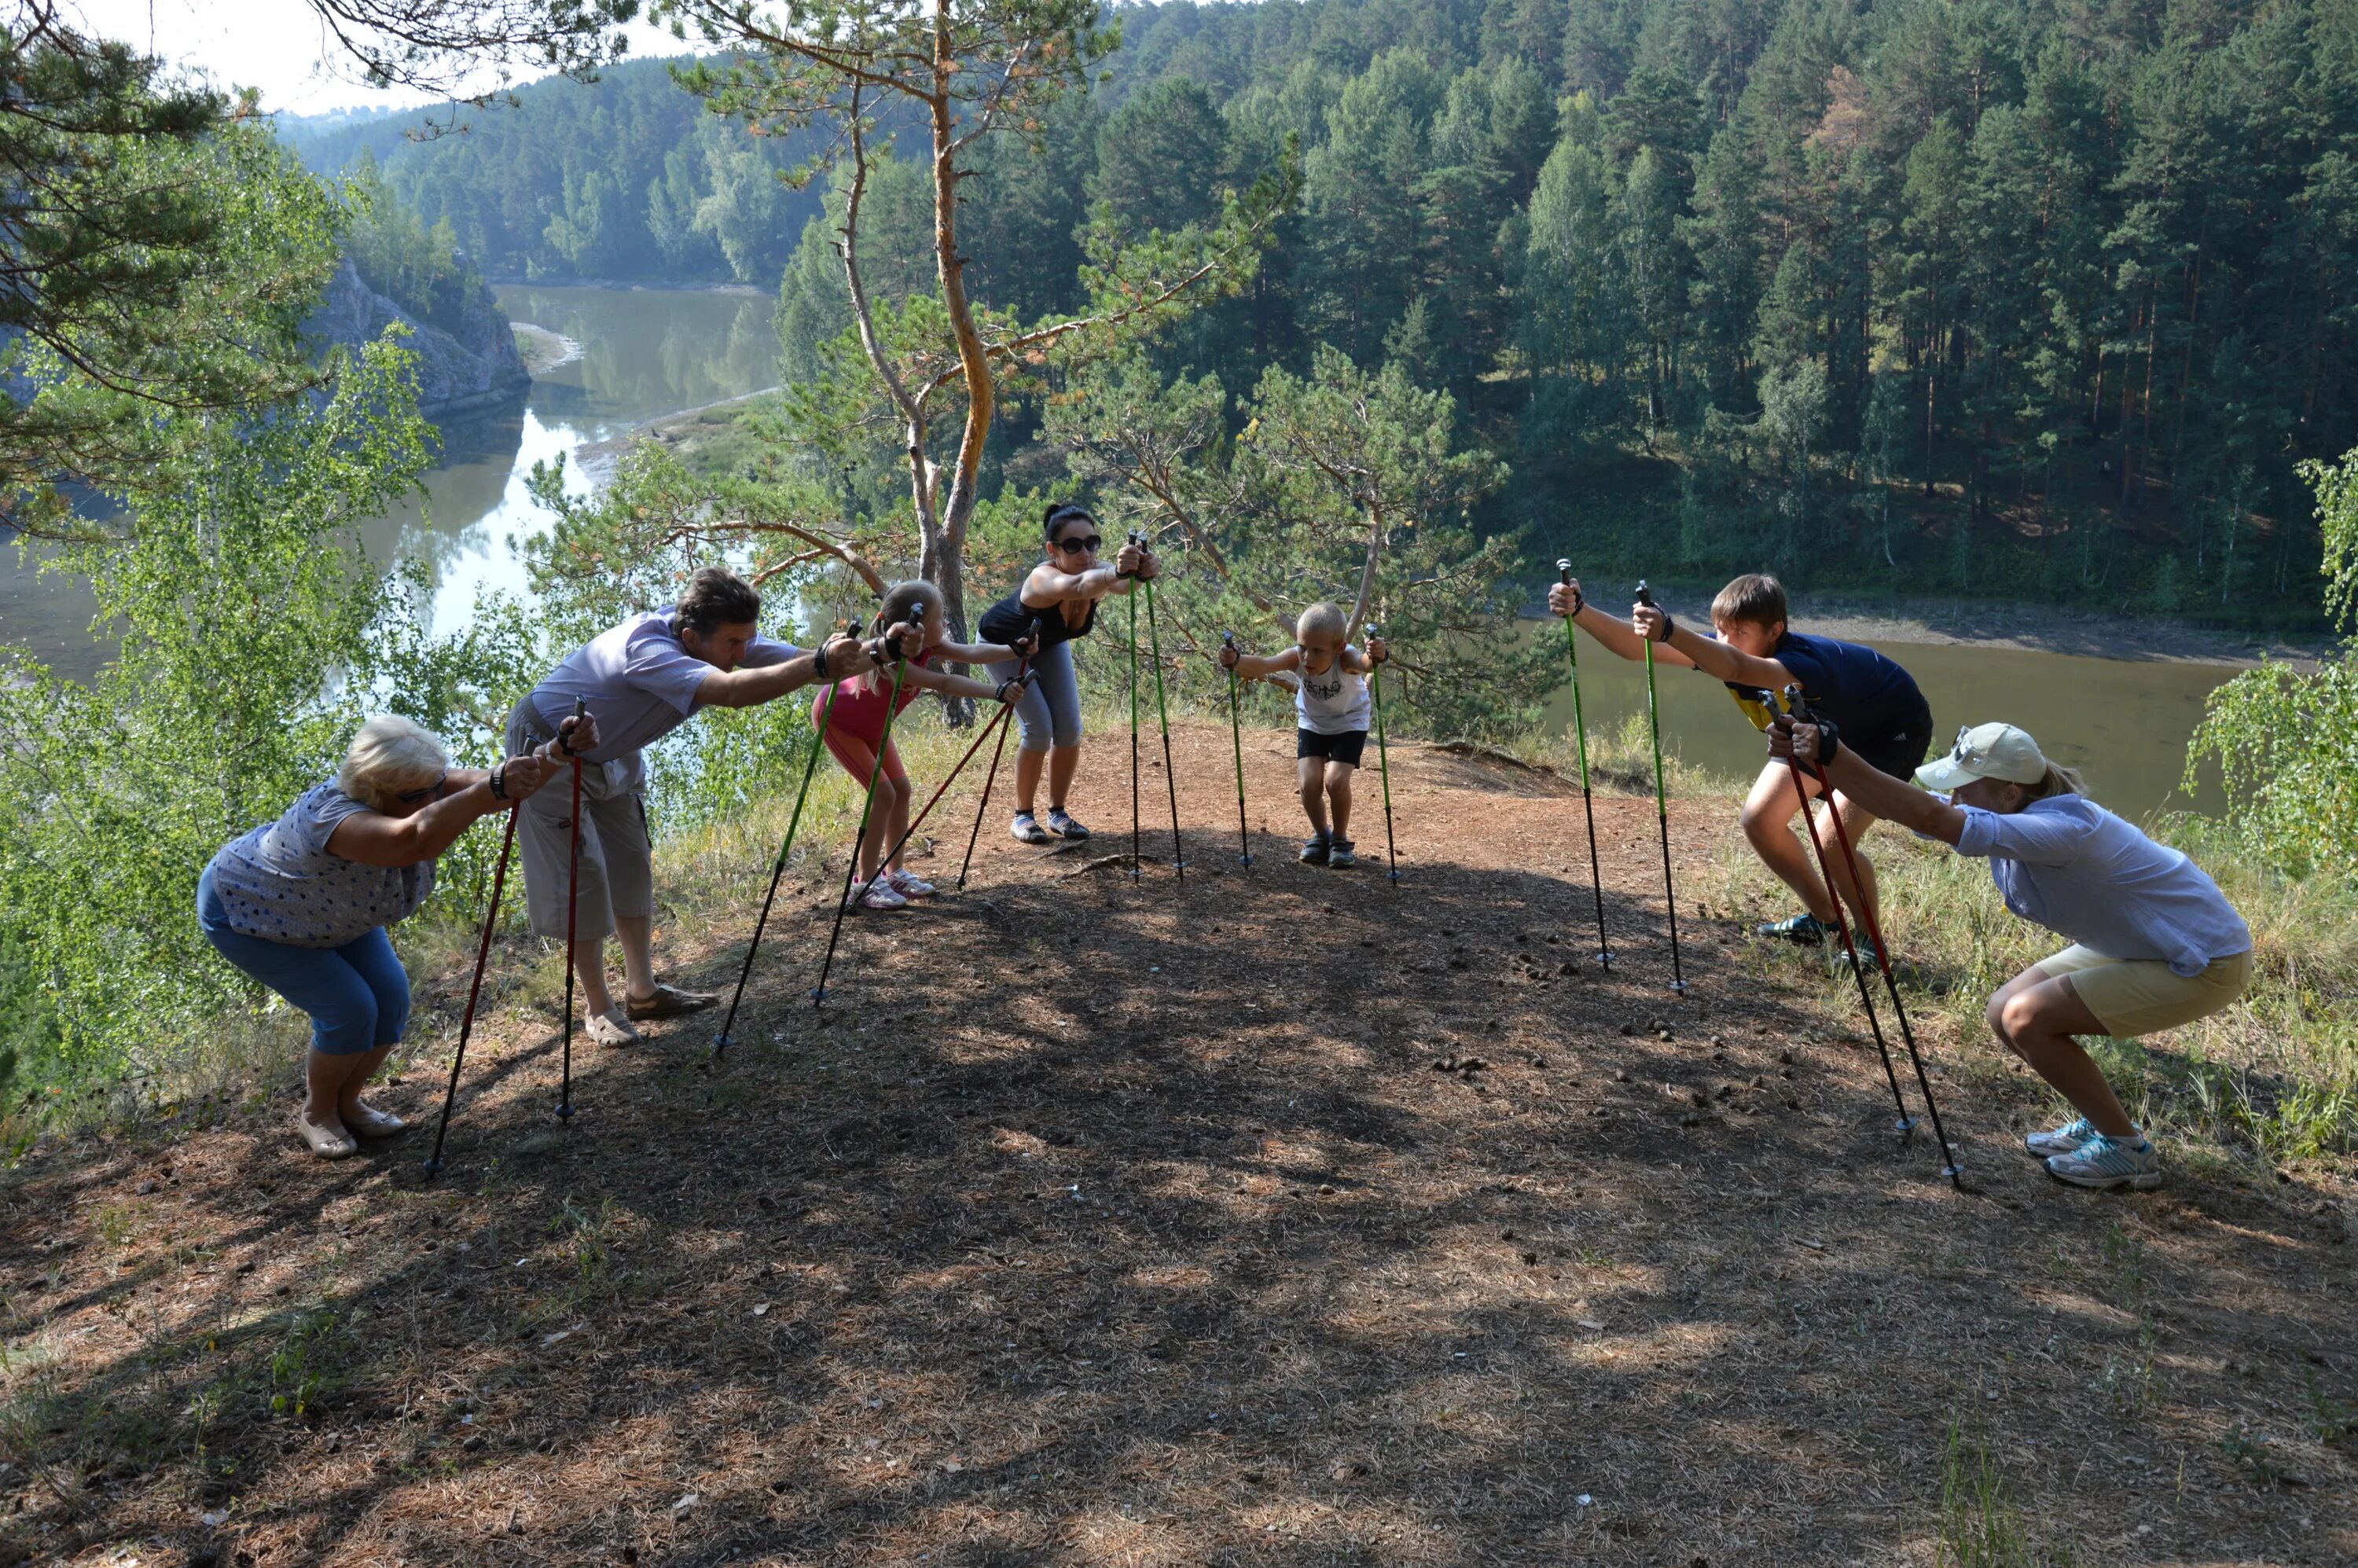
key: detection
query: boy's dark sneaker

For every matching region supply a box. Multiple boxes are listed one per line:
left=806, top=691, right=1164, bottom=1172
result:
left=1756, top=912, right=1835, bottom=946
left=1299, top=832, right=1331, bottom=865
left=1326, top=838, right=1357, bottom=868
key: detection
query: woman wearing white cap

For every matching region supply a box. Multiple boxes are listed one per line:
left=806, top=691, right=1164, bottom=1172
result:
left=1770, top=715, right=2253, bottom=1191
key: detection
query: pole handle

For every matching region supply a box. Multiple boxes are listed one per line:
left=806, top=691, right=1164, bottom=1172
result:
left=1556, top=559, right=1572, bottom=585
left=1635, top=579, right=1656, bottom=608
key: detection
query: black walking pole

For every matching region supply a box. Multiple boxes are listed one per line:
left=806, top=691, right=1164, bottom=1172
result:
left=714, top=618, right=861, bottom=1058
left=424, top=796, right=520, bottom=1176
left=957, top=618, right=1041, bottom=890
left=812, top=631, right=912, bottom=1006
left=1126, top=534, right=1143, bottom=883
left=558, top=696, right=586, bottom=1120
left=1633, top=582, right=1688, bottom=993
left=1768, top=690, right=1916, bottom=1137
left=1222, top=631, right=1251, bottom=865
left=1555, top=561, right=1614, bottom=968
left=1140, top=569, right=1185, bottom=881
left=1787, top=686, right=1964, bottom=1186
left=1365, top=622, right=1401, bottom=884
left=854, top=695, right=1019, bottom=905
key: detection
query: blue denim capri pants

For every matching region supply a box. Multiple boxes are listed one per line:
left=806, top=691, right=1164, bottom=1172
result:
left=197, top=869, right=411, bottom=1056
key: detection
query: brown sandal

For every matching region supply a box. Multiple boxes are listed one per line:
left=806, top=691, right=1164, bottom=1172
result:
left=624, top=982, right=718, bottom=1020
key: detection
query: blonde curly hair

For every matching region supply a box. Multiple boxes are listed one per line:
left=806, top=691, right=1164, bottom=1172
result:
left=337, top=716, right=451, bottom=812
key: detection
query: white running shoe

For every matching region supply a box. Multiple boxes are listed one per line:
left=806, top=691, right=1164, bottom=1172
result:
left=2044, top=1131, right=2162, bottom=1191
left=849, top=877, right=908, bottom=913
left=889, top=868, right=937, bottom=898
left=2024, top=1116, right=2099, bottom=1159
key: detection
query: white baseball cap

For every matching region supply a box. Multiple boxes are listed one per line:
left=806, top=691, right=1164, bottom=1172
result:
left=1915, top=722, right=2051, bottom=791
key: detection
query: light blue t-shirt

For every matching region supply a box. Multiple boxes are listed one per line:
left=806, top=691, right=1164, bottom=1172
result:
left=203, top=784, right=435, bottom=949
left=1949, top=793, right=2251, bottom=975
left=525, top=613, right=802, bottom=767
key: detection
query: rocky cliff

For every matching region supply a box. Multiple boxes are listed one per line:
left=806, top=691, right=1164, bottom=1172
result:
left=306, top=258, right=531, bottom=422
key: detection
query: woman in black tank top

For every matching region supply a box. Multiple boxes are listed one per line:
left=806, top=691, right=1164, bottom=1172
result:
left=977, top=503, right=1158, bottom=845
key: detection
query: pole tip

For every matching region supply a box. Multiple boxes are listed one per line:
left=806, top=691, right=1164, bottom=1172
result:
left=1894, top=1116, right=1917, bottom=1133
left=421, top=1158, right=443, bottom=1177
left=1941, top=1164, right=1966, bottom=1181
left=556, top=1103, right=575, bottom=1122
left=1669, top=979, right=1688, bottom=993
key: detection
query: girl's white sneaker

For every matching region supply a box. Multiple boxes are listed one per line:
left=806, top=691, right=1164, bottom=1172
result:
left=850, top=877, right=908, bottom=912
left=889, top=868, right=938, bottom=898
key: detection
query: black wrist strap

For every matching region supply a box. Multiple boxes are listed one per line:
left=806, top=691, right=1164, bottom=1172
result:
left=813, top=642, right=830, bottom=681
left=1653, top=610, right=1676, bottom=643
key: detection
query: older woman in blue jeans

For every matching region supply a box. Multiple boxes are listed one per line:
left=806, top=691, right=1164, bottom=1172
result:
left=198, top=711, right=592, bottom=1158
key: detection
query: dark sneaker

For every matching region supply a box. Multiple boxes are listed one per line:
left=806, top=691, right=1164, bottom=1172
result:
left=1756, top=911, right=1835, bottom=946
left=1326, top=838, right=1357, bottom=868
left=1045, top=806, right=1091, bottom=840
left=1299, top=832, right=1331, bottom=865
left=1010, top=811, right=1052, bottom=846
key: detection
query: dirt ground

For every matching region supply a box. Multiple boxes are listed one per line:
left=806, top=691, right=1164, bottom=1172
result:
left=4, top=720, right=2352, bottom=1566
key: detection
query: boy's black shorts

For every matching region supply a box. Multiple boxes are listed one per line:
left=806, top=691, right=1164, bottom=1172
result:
left=1850, top=708, right=1937, bottom=780
left=1298, top=728, right=1368, bottom=768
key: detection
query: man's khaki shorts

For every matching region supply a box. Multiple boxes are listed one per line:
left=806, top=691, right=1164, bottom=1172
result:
left=2039, top=945, right=2255, bottom=1038
left=505, top=706, right=653, bottom=942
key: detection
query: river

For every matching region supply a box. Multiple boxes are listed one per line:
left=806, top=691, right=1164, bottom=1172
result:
left=1537, top=632, right=2232, bottom=824
left=1, top=283, right=2245, bottom=823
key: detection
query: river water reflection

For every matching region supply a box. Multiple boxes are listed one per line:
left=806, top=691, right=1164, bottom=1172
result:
left=1538, top=631, right=2237, bottom=824
left=0, top=284, right=780, bottom=681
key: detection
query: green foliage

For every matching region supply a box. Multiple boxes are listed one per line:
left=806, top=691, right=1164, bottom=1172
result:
left=2191, top=448, right=2358, bottom=877
left=1052, top=346, right=1552, bottom=740
left=1936, top=1405, right=2060, bottom=1567
left=340, top=152, right=488, bottom=336
left=1, top=17, right=346, bottom=534
left=0, top=340, right=437, bottom=1089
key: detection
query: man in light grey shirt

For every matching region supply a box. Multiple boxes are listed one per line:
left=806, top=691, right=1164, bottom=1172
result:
left=508, top=567, right=874, bottom=1045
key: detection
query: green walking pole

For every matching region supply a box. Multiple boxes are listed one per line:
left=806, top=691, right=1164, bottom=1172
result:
left=1555, top=562, right=1614, bottom=968
left=715, top=615, right=860, bottom=1055
left=1221, top=630, right=1251, bottom=865
left=1366, top=622, right=1400, bottom=884
left=1633, top=581, right=1688, bottom=993
left=812, top=627, right=912, bottom=1006
left=1140, top=568, right=1185, bottom=882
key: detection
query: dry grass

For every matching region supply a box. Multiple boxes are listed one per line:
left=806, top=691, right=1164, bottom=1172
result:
left=2, top=718, right=2351, bottom=1566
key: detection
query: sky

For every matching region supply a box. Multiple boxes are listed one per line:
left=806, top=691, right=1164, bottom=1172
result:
left=64, top=0, right=689, bottom=119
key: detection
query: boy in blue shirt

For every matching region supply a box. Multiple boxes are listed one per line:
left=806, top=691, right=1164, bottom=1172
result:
left=1548, top=572, right=1934, bottom=955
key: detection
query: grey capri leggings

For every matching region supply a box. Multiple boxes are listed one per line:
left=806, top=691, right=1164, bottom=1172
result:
left=986, top=638, right=1082, bottom=753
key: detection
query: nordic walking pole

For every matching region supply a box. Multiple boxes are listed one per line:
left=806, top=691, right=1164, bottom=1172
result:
left=1140, top=567, right=1184, bottom=882
left=1126, top=533, right=1143, bottom=883
left=1786, top=686, right=1963, bottom=1186
left=1633, top=582, right=1688, bottom=993
left=1554, top=562, right=1614, bottom=968
left=1767, top=689, right=1916, bottom=1137
left=855, top=694, right=1019, bottom=904
left=424, top=796, right=520, bottom=1176
left=812, top=628, right=912, bottom=1006
left=557, top=696, right=587, bottom=1120
left=1221, top=631, right=1251, bottom=865
left=714, top=616, right=861, bottom=1058
left=1366, top=622, right=1401, bottom=884
left=957, top=617, right=1041, bottom=890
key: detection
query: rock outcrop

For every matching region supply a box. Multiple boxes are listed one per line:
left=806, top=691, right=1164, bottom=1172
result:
left=306, top=258, right=531, bottom=422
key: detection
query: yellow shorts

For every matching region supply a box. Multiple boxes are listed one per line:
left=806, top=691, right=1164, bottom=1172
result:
left=2038, top=946, right=2255, bottom=1038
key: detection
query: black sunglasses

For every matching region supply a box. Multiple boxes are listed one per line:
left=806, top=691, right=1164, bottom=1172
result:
left=1053, top=534, right=1104, bottom=553
left=394, top=772, right=448, bottom=805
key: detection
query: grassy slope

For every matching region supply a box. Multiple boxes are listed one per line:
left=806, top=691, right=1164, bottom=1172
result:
left=2, top=715, right=2351, bottom=1566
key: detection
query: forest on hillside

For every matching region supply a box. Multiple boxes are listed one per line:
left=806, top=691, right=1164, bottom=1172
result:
left=283, top=0, right=2358, bottom=625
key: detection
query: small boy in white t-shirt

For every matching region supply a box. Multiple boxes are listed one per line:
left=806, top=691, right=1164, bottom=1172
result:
left=1220, top=602, right=1389, bottom=867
